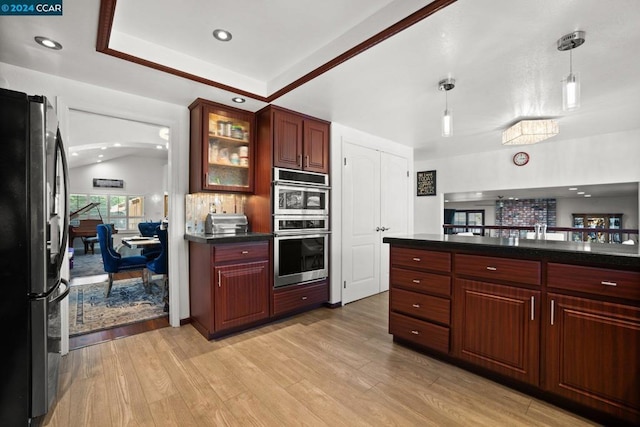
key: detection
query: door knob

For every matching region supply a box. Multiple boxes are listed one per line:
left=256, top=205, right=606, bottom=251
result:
left=376, top=227, right=381, bottom=232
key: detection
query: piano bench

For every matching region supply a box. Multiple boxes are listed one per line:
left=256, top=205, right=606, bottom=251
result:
left=82, top=236, right=99, bottom=254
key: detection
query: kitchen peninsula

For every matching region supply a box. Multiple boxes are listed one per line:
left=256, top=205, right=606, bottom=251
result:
left=383, top=234, right=639, bottom=425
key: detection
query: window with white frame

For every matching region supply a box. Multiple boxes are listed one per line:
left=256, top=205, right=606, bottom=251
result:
left=69, top=194, right=145, bottom=231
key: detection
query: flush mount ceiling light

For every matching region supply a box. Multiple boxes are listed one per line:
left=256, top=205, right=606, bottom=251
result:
left=502, top=119, right=559, bottom=145
left=438, top=78, right=455, bottom=137
left=231, top=97, right=245, bottom=103
left=212, top=29, right=232, bottom=42
left=557, top=31, right=586, bottom=111
left=34, top=36, right=62, bottom=50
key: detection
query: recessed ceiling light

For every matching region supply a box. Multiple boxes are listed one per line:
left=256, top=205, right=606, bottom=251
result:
left=475, top=192, right=482, bottom=196
left=156, top=145, right=163, bottom=149
left=159, top=128, right=169, bottom=140
left=34, top=36, right=62, bottom=50
left=508, top=197, right=515, bottom=200
left=213, top=29, right=232, bottom=42
left=114, top=142, right=121, bottom=147
left=101, top=146, right=107, bottom=150
left=97, top=160, right=102, bottom=163
left=71, top=152, right=78, bottom=157
left=568, top=187, right=578, bottom=191
left=98, top=154, right=104, bottom=158
left=577, top=191, right=585, bottom=195
left=232, top=97, right=245, bottom=103
left=584, top=194, right=591, bottom=197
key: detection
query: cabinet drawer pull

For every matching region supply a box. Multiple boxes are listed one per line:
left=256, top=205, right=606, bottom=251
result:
left=412, top=279, right=421, bottom=284
left=241, top=250, right=249, bottom=254
left=305, top=155, right=310, bottom=167
left=486, top=266, right=497, bottom=271
left=601, top=281, right=617, bottom=287
left=550, top=299, right=555, bottom=326
left=412, top=257, right=421, bottom=262
left=301, top=296, right=308, bottom=300
left=410, top=330, right=420, bottom=335
left=412, top=303, right=421, bottom=308
left=297, top=154, right=302, bottom=166
left=218, top=270, right=221, bottom=287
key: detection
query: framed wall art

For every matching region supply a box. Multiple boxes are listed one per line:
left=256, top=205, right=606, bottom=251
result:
left=417, top=170, right=436, bottom=196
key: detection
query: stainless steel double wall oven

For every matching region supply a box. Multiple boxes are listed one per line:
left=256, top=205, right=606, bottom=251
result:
left=273, top=168, right=329, bottom=287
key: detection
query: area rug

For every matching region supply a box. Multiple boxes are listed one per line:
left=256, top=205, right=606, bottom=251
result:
left=71, top=253, right=106, bottom=278
left=68, top=278, right=166, bottom=336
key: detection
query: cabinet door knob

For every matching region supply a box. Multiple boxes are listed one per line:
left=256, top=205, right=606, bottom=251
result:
left=376, top=227, right=381, bottom=232
left=241, top=250, right=249, bottom=254
left=486, top=266, right=497, bottom=271
left=412, top=257, right=421, bottom=262
left=601, top=281, right=617, bottom=287
left=412, top=279, right=421, bottom=284
left=410, top=330, right=420, bottom=335
left=412, top=303, right=420, bottom=308
left=301, top=296, right=308, bottom=300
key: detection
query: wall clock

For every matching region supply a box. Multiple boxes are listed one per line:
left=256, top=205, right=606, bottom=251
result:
left=513, top=151, right=530, bottom=166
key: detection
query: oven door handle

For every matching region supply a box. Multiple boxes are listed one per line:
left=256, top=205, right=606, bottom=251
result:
left=274, top=231, right=331, bottom=238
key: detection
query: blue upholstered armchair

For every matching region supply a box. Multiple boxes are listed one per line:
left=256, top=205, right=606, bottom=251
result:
left=138, top=221, right=162, bottom=259
left=146, top=227, right=169, bottom=311
left=96, top=224, right=148, bottom=297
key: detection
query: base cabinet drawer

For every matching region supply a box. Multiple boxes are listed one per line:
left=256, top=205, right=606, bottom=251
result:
left=273, top=280, right=328, bottom=316
left=389, top=312, right=450, bottom=353
left=456, top=254, right=541, bottom=286
left=391, top=288, right=450, bottom=325
left=548, top=263, right=640, bottom=301
left=391, top=267, right=451, bottom=297
left=391, top=247, right=451, bottom=273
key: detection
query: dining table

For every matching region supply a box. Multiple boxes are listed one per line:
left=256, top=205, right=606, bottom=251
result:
left=121, top=236, right=161, bottom=249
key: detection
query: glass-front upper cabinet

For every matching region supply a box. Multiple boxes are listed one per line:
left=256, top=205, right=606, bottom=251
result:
left=189, top=98, right=255, bottom=193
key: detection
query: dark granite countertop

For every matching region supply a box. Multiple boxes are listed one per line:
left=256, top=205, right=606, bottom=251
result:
left=383, top=234, right=640, bottom=269
left=184, top=232, right=273, bottom=244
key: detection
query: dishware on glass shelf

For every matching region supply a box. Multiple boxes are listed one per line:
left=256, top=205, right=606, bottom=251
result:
left=208, top=142, right=219, bottom=163
left=218, top=148, right=230, bottom=164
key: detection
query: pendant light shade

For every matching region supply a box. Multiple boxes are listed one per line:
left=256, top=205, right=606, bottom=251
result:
left=558, top=31, right=586, bottom=112
left=442, top=108, right=453, bottom=137
left=562, top=71, right=580, bottom=111
left=438, top=78, right=455, bottom=137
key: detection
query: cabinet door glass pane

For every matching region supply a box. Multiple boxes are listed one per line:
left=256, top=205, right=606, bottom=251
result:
left=206, top=112, right=250, bottom=189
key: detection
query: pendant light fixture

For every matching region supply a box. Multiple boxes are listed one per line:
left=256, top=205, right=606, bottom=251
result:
left=438, top=78, right=455, bottom=137
left=557, top=31, right=586, bottom=111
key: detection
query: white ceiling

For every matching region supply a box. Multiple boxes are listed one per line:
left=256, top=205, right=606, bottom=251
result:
left=1, top=0, right=639, bottom=181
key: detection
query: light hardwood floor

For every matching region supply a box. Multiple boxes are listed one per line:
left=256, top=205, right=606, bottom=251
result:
left=43, top=293, right=598, bottom=426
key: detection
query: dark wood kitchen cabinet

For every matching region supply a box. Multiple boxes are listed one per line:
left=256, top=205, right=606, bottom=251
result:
left=453, top=278, right=540, bottom=386
left=189, top=241, right=270, bottom=339
left=453, top=254, right=541, bottom=386
left=384, top=236, right=640, bottom=425
left=189, top=98, right=255, bottom=193
left=388, top=247, right=452, bottom=354
left=266, top=106, right=330, bottom=174
left=545, top=263, right=640, bottom=423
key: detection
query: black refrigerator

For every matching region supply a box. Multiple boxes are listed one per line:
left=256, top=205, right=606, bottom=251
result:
left=0, top=88, right=70, bottom=426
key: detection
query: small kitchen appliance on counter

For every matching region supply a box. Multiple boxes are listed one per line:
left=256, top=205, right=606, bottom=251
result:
left=205, top=213, right=249, bottom=235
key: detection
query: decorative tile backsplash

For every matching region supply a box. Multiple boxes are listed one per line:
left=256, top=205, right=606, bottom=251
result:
left=185, top=193, right=247, bottom=233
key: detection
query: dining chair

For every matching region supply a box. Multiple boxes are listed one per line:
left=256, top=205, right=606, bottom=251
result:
left=137, top=221, right=162, bottom=259
left=146, top=226, right=169, bottom=311
left=96, top=224, right=148, bottom=297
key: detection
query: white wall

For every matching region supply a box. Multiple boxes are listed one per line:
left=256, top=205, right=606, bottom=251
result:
left=0, top=62, right=190, bottom=326
left=414, top=130, right=640, bottom=234
left=330, top=122, right=414, bottom=304
left=70, top=155, right=168, bottom=221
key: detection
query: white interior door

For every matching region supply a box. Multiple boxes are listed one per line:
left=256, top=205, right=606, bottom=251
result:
left=342, top=142, right=381, bottom=304
left=380, top=152, right=409, bottom=291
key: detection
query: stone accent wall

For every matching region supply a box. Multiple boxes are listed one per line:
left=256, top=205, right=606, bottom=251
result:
left=495, top=199, right=557, bottom=227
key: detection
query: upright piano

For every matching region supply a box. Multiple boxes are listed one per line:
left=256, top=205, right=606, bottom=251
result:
left=69, top=202, right=117, bottom=253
